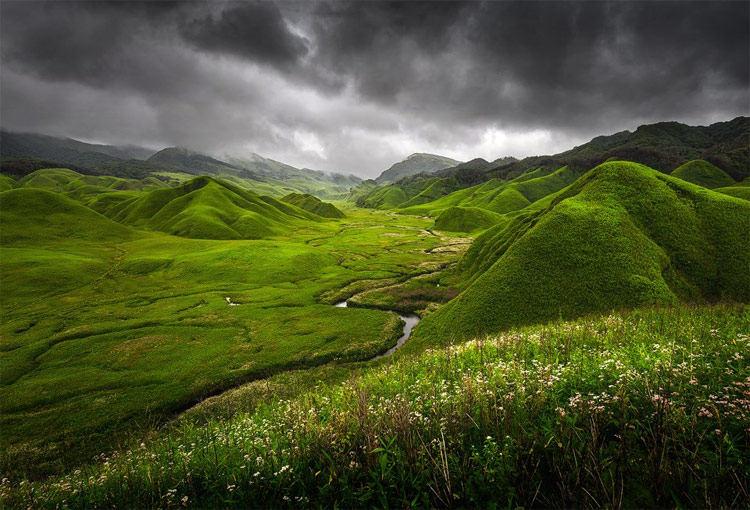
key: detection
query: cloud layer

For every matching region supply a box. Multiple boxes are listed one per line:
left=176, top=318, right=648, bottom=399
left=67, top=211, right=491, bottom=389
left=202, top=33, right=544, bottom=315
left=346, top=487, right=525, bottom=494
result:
left=1, top=1, right=748, bottom=177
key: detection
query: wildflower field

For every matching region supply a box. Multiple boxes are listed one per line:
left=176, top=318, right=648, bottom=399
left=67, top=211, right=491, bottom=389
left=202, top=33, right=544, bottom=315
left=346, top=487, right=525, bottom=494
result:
left=4, top=304, right=747, bottom=508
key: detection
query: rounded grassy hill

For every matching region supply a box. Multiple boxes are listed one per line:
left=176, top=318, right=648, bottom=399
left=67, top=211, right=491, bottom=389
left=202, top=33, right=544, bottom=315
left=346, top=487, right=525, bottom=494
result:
left=281, top=192, right=344, bottom=218
left=410, top=161, right=750, bottom=347
left=107, top=176, right=320, bottom=239
left=433, top=206, right=503, bottom=233
left=670, top=159, right=736, bottom=189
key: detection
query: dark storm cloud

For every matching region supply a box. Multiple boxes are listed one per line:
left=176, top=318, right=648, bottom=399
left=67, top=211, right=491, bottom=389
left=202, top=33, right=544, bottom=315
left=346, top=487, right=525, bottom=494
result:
left=302, top=0, right=749, bottom=132
left=179, top=2, right=309, bottom=65
left=0, top=1, right=186, bottom=86
left=1, top=0, right=748, bottom=176
left=307, top=1, right=474, bottom=100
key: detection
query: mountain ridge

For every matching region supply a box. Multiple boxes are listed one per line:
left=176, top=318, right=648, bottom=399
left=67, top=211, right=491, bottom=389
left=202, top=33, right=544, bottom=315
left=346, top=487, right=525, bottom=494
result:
left=411, top=160, right=750, bottom=346
left=374, top=153, right=461, bottom=184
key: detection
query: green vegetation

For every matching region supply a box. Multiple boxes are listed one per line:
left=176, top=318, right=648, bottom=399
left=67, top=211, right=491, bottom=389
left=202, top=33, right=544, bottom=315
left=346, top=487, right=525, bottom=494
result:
left=359, top=165, right=583, bottom=220
left=0, top=131, right=154, bottom=167
left=0, top=174, right=17, bottom=191
left=670, top=159, right=737, bottom=189
left=0, top=195, right=461, bottom=478
left=2, top=120, right=748, bottom=508
left=412, top=161, right=750, bottom=344
left=715, top=186, right=750, bottom=201
left=433, top=206, right=503, bottom=233
left=714, top=177, right=750, bottom=201
left=12, top=168, right=169, bottom=210
left=3, top=305, right=747, bottom=508
left=281, top=193, right=344, bottom=218
left=375, top=153, right=460, bottom=184
left=0, top=188, right=138, bottom=243
left=105, top=176, right=324, bottom=240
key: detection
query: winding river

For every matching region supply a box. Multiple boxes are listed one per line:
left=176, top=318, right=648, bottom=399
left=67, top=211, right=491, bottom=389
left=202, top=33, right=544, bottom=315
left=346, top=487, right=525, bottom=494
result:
left=334, top=300, right=420, bottom=359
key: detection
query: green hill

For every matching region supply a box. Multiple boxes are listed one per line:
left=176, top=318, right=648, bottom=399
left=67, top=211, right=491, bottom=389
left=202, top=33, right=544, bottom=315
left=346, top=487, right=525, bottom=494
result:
left=356, top=176, right=446, bottom=209
left=15, top=168, right=171, bottom=211
left=714, top=178, right=750, bottom=201
left=229, top=154, right=361, bottom=197
left=433, top=206, right=503, bottom=232
left=0, top=131, right=154, bottom=165
left=149, top=150, right=360, bottom=199
left=7, top=304, right=747, bottom=508
left=345, top=179, right=378, bottom=202
left=108, top=176, right=321, bottom=239
left=17, top=167, right=84, bottom=192
left=671, top=159, right=736, bottom=189
left=147, top=147, right=242, bottom=176
left=396, top=177, right=463, bottom=209
left=0, top=174, right=18, bottom=191
left=394, top=165, right=582, bottom=217
left=411, top=161, right=750, bottom=345
left=0, top=188, right=138, bottom=243
left=374, top=153, right=460, bottom=184
left=281, top=193, right=344, bottom=218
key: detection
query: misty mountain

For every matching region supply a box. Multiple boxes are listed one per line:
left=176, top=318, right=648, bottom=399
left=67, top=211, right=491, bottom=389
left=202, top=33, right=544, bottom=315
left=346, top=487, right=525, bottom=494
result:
left=374, top=153, right=461, bottom=184
left=0, top=131, right=155, bottom=165
left=0, top=132, right=361, bottom=193
left=147, top=147, right=242, bottom=175
left=228, top=154, right=361, bottom=186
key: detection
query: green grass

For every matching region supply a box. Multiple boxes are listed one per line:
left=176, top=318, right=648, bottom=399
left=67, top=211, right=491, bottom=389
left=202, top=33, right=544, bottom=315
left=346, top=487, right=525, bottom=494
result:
left=106, top=176, right=323, bottom=240
left=0, top=200, right=462, bottom=478
left=17, top=167, right=86, bottom=192
left=18, top=168, right=169, bottom=197
left=715, top=186, right=750, bottom=200
left=0, top=175, right=17, bottom=191
left=714, top=178, right=750, bottom=201
left=396, top=177, right=462, bottom=209
left=281, top=193, right=344, bottom=218
left=394, top=165, right=582, bottom=218
left=411, top=161, right=750, bottom=345
left=2, top=158, right=748, bottom=506
left=3, top=304, right=747, bottom=508
left=670, top=159, right=737, bottom=189
left=0, top=188, right=139, bottom=243
left=433, top=206, right=503, bottom=233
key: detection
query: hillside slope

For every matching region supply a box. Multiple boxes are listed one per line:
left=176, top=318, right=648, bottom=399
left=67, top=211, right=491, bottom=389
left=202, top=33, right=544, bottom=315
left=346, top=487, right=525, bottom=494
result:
left=355, top=117, right=748, bottom=215
left=433, top=206, right=503, bottom=232
left=0, top=131, right=154, bottom=164
left=670, top=159, right=737, bottom=189
left=107, top=176, right=320, bottom=239
left=6, top=305, right=747, bottom=508
left=147, top=147, right=242, bottom=176
left=375, top=153, right=460, bottom=184
left=19, top=168, right=168, bottom=195
left=412, top=161, right=750, bottom=344
left=714, top=179, right=750, bottom=201
left=281, top=193, right=344, bottom=218
left=0, top=188, right=138, bottom=243
left=395, top=165, right=583, bottom=218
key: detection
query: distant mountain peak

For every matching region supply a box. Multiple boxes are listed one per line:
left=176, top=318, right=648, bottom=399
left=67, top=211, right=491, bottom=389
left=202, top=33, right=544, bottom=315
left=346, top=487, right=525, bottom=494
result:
left=375, top=153, right=461, bottom=184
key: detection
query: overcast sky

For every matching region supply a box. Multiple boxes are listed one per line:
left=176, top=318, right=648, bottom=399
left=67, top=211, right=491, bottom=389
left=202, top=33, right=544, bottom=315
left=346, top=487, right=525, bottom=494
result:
left=1, top=1, right=748, bottom=177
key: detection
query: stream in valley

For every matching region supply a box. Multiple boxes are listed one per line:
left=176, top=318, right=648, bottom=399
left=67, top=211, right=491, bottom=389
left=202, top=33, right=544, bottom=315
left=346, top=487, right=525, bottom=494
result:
left=334, top=300, right=420, bottom=359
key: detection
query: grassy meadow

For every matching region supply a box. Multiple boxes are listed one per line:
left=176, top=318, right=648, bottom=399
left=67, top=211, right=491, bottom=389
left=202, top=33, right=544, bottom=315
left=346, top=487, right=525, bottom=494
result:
left=1, top=154, right=748, bottom=508
left=0, top=190, right=465, bottom=479
left=2, top=304, right=747, bottom=508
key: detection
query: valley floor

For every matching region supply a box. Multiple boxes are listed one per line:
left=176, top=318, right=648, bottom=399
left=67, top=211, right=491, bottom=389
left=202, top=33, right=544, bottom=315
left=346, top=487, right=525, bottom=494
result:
left=0, top=206, right=468, bottom=478
left=2, top=304, right=747, bottom=508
